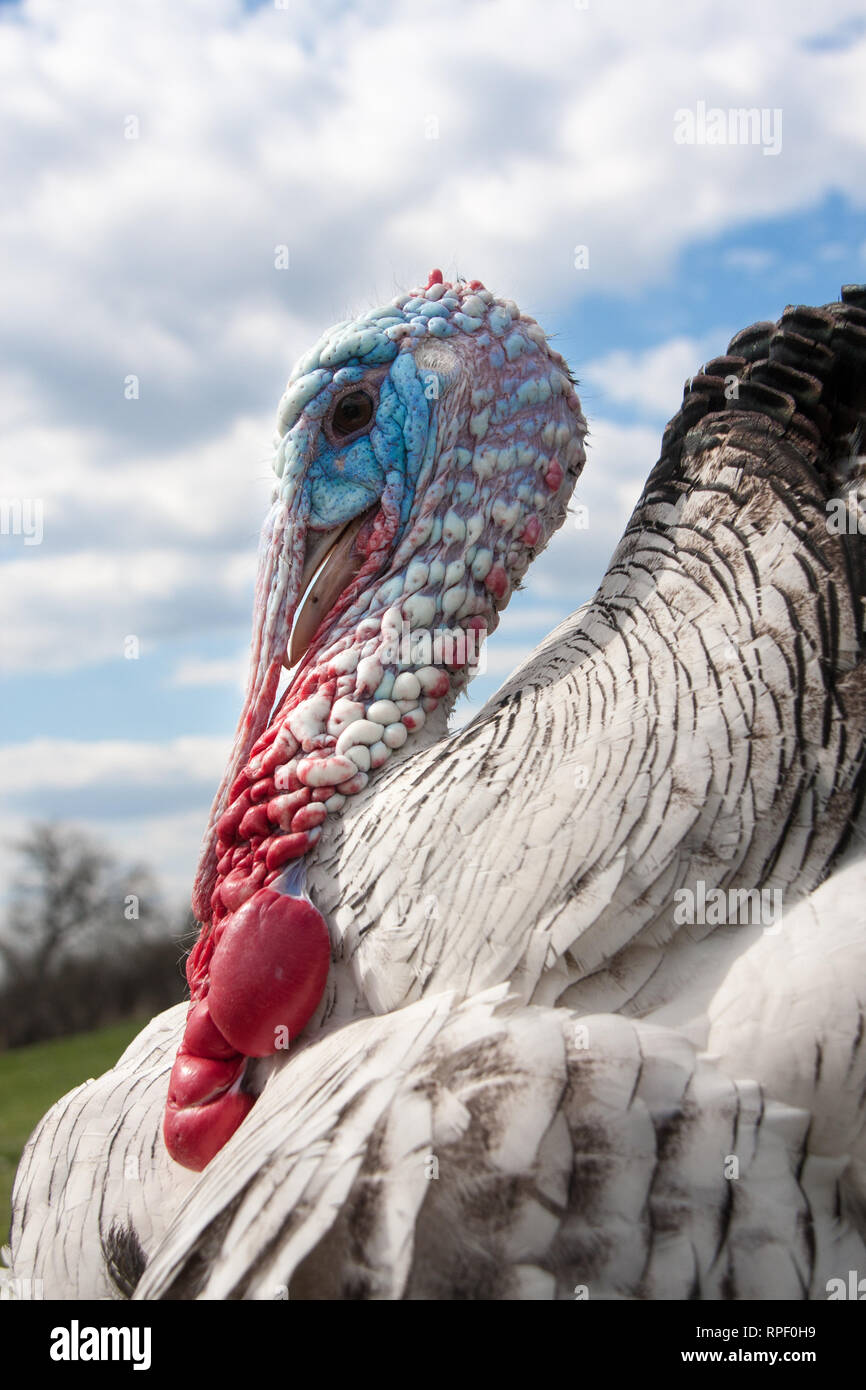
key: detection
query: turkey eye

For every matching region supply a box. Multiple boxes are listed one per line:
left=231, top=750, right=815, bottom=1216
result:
left=332, top=390, right=374, bottom=437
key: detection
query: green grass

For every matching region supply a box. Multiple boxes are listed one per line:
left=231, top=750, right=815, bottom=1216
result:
left=0, top=1017, right=149, bottom=1249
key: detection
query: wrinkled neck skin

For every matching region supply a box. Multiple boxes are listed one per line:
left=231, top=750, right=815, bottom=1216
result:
left=311, top=413, right=865, bottom=1036
left=164, top=272, right=587, bottom=1170
left=194, top=329, right=581, bottom=938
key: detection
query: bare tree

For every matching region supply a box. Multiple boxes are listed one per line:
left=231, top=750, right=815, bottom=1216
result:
left=5, top=825, right=156, bottom=961
left=0, top=823, right=187, bottom=1048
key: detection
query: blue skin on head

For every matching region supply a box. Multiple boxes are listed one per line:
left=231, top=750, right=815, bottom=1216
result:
left=304, top=352, right=434, bottom=533
left=275, top=307, right=452, bottom=537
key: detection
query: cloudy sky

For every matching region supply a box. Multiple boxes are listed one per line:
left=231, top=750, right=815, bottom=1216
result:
left=1, top=0, right=865, bottom=906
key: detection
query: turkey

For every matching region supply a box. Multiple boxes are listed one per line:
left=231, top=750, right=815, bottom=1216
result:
left=5, top=273, right=866, bottom=1301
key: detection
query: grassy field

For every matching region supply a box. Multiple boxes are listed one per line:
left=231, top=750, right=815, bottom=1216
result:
left=0, top=1017, right=149, bottom=1249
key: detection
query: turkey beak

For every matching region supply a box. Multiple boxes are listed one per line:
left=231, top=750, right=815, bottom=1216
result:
left=192, top=503, right=370, bottom=923
left=285, top=510, right=371, bottom=669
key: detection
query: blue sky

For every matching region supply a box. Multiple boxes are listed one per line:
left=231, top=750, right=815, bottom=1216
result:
left=1, top=0, right=865, bottom=903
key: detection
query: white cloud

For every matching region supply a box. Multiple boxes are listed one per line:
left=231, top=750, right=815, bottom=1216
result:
left=2, top=0, right=865, bottom=436
left=2, top=0, right=865, bottom=682
left=170, top=654, right=248, bottom=689
left=0, top=408, right=276, bottom=671
left=582, top=337, right=725, bottom=420
left=3, top=0, right=866, bottom=883
left=0, top=735, right=229, bottom=794
left=0, top=734, right=231, bottom=903
left=0, top=545, right=257, bottom=671
left=722, top=247, right=776, bottom=274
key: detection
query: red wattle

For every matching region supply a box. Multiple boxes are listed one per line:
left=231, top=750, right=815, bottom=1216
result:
left=167, top=1052, right=245, bottom=1108
left=218, top=861, right=267, bottom=913
left=164, top=1088, right=255, bottom=1172
left=207, top=888, right=331, bottom=1057
left=181, top=999, right=239, bottom=1060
